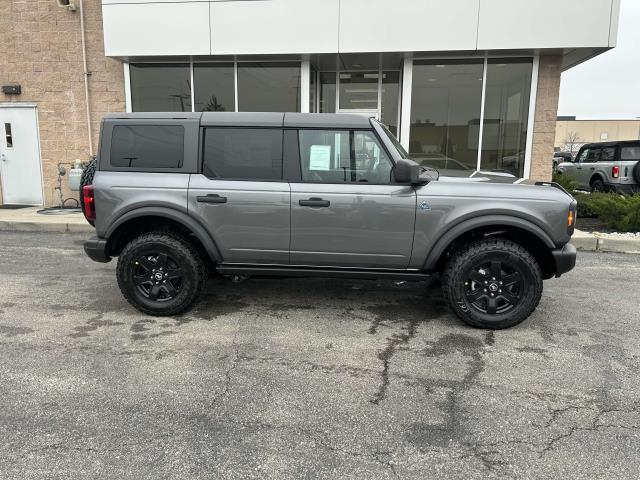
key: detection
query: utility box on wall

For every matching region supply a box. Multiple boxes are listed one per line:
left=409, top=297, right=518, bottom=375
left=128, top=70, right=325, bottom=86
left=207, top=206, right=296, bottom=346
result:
left=2, top=85, right=21, bottom=95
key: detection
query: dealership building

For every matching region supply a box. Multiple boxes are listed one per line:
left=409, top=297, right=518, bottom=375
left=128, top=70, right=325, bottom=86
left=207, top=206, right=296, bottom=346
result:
left=0, top=0, right=621, bottom=206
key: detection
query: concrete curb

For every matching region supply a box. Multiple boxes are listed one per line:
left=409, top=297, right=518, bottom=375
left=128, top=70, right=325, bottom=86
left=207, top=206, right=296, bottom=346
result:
left=0, top=220, right=94, bottom=234
left=571, top=230, right=640, bottom=254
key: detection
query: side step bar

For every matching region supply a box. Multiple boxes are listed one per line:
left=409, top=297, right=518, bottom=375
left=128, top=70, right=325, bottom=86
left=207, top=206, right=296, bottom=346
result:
left=216, top=264, right=431, bottom=281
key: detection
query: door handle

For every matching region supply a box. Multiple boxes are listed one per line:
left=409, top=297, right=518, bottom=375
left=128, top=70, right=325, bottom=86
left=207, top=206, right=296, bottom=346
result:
left=197, top=194, right=227, bottom=204
left=1, top=153, right=6, bottom=162
left=590, top=167, right=595, bottom=171
left=299, top=197, right=330, bottom=207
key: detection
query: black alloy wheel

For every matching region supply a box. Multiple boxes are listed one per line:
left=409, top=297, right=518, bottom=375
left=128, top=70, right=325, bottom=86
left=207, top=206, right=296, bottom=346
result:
left=464, top=260, right=523, bottom=315
left=133, top=252, right=184, bottom=301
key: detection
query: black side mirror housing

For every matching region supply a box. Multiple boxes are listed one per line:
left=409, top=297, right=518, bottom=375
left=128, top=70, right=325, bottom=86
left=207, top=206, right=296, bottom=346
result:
left=394, top=158, right=422, bottom=184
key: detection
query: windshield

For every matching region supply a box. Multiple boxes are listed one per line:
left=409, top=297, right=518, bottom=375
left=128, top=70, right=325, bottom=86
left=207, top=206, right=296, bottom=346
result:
left=376, top=120, right=410, bottom=159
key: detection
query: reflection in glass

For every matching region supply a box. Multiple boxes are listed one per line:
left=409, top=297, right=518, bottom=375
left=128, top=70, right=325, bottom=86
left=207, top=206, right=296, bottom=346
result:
left=409, top=60, right=483, bottom=171
left=381, top=71, right=400, bottom=137
left=480, top=59, right=532, bottom=177
left=130, top=64, right=191, bottom=112
left=319, top=72, right=336, bottom=113
left=237, top=62, right=300, bottom=112
left=193, top=63, right=235, bottom=112
left=339, top=72, right=378, bottom=110
left=310, top=68, right=317, bottom=113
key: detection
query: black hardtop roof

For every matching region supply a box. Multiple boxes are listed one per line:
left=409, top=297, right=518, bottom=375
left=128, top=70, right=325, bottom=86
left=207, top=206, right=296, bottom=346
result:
left=104, top=112, right=374, bottom=129
left=579, top=140, right=640, bottom=149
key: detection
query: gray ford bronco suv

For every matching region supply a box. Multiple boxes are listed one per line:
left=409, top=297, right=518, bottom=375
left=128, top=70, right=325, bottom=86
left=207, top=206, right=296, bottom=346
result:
left=82, top=112, right=577, bottom=329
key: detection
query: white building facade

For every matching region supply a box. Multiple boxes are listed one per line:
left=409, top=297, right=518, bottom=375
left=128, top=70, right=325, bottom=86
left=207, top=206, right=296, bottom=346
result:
left=101, top=0, right=621, bottom=179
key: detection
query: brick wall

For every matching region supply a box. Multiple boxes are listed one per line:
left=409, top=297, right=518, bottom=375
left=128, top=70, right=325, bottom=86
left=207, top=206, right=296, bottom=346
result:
left=529, top=55, right=562, bottom=182
left=0, top=0, right=124, bottom=206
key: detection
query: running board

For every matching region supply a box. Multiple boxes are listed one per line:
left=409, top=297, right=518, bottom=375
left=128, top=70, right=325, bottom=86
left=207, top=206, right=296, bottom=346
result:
left=216, top=265, right=431, bottom=281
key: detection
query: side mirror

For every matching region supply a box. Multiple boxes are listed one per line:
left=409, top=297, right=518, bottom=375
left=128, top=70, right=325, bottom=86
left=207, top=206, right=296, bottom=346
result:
left=393, top=158, right=421, bottom=184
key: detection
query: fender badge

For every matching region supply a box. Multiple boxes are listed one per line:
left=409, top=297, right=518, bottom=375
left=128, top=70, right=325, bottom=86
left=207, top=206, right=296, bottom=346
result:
left=419, top=201, right=430, bottom=211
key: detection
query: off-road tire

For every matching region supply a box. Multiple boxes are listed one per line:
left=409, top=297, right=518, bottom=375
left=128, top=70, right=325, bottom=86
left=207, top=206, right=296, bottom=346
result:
left=79, top=157, right=97, bottom=222
left=590, top=177, right=605, bottom=193
left=632, top=162, right=640, bottom=185
left=116, top=232, right=206, bottom=316
left=442, top=238, right=543, bottom=329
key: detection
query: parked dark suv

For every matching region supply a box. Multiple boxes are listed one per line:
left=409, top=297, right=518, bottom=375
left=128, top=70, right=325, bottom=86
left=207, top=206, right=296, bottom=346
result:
left=81, top=112, right=577, bottom=329
left=556, top=140, right=640, bottom=193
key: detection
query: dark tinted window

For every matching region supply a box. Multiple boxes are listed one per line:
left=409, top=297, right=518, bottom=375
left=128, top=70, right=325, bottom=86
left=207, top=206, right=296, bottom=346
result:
left=129, top=64, right=191, bottom=112
left=585, top=148, right=601, bottom=162
left=237, top=62, right=300, bottom=112
left=110, top=125, right=184, bottom=169
left=203, top=128, right=283, bottom=180
left=600, top=147, right=616, bottom=162
left=621, top=145, right=640, bottom=160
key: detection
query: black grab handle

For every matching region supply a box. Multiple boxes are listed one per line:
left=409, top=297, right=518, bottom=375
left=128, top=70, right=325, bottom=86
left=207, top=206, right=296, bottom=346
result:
left=197, top=194, right=227, bottom=204
left=299, top=198, right=330, bottom=207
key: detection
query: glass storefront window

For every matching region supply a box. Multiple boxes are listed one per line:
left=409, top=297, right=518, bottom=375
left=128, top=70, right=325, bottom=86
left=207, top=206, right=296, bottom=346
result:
left=237, top=62, right=300, bottom=112
left=129, top=63, right=191, bottom=112
left=319, top=72, right=336, bottom=113
left=338, top=72, right=378, bottom=111
left=381, top=71, right=400, bottom=138
left=409, top=60, right=483, bottom=172
left=480, top=59, right=532, bottom=176
left=193, top=63, right=235, bottom=112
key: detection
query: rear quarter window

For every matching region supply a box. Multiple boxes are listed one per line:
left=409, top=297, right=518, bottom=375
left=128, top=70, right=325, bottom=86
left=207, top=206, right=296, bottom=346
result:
left=621, top=146, right=640, bottom=161
left=110, top=125, right=184, bottom=169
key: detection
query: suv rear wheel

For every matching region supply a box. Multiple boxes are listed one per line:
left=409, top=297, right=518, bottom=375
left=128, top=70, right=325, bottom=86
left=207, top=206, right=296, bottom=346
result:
left=442, top=238, right=543, bottom=329
left=116, top=232, right=206, bottom=316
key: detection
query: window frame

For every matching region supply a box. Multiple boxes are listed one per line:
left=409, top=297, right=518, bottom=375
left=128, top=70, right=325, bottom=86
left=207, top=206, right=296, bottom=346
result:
left=294, top=127, right=398, bottom=185
left=200, top=126, right=285, bottom=182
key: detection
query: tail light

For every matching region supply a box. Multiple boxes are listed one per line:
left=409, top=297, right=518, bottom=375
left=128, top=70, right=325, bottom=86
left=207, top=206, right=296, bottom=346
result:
left=612, top=165, right=620, bottom=178
left=82, top=185, right=96, bottom=223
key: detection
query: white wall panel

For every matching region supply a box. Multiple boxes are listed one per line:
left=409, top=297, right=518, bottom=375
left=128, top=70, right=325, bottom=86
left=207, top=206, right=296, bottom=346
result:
left=338, top=0, right=479, bottom=53
left=210, top=0, right=339, bottom=55
left=478, top=0, right=614, bottom=50
left=102, top=2, right=211, bottom=56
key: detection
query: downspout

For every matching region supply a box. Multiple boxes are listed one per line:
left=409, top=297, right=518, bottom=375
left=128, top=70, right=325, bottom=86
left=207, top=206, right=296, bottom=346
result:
left=79, top=0, right=93, bottom=156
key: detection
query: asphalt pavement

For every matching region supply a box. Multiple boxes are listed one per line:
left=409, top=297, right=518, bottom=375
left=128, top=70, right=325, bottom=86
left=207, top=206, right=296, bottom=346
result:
left=1, top=231, right=639, bottom=479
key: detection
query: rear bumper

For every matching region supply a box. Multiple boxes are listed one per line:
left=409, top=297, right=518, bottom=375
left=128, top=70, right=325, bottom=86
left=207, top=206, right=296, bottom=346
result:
left=551, top=243, right=576, bottom=277
left=84, top=236, right=111, bottom=263
left=608, top=183, right=639, bottom=195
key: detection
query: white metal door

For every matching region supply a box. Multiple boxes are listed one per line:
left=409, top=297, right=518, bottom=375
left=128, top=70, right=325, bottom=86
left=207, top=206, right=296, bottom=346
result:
left=0, top=105, right=44, bottom=205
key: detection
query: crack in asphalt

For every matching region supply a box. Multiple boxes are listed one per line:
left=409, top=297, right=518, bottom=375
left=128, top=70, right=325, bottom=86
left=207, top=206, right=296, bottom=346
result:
left=209, top=331, right=241, bottom=407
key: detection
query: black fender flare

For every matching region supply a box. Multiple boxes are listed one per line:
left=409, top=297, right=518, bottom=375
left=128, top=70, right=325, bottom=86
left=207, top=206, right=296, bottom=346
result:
left=105, top=207, right=222, bottom=262
left=422, top=215, right=556, bottom=271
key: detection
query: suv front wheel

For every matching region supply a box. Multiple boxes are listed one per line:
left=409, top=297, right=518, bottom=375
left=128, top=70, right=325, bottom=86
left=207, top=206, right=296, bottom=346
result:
left=116, top=232, right=206, bottom=316
left=442, top=238, right=543, bottom=329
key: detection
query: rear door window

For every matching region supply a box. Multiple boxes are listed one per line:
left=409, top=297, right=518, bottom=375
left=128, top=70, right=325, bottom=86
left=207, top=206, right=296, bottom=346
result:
left=599, top=147, right=616, bottom=162
left=202, top=128, right=283, bottom=180
left=110, top=125, right=184, bottom=169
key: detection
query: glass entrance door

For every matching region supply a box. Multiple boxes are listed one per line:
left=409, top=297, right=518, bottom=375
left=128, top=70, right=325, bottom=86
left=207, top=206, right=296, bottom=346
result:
left=315, top=70, right=399, bottom=132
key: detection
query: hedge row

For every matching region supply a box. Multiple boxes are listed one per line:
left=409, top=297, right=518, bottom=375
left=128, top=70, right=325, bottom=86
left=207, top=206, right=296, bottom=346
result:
left=573, top=192, right=640, bottom=232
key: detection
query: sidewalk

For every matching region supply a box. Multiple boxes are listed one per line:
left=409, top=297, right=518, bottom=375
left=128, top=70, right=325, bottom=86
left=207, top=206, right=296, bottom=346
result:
left=0, top=207, right=639, bottom=254
left=0, top=207, right=94, bottom=234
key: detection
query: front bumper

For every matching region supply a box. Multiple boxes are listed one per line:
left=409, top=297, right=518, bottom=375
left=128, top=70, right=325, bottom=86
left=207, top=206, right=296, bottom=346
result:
left=84, top=236, right=111, bottom=263
left=551, top=243, right=577, bottom=277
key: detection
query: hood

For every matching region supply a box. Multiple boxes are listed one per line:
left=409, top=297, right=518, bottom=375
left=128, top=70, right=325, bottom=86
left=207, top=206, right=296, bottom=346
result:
left=436, top=169, right=519, bottom=184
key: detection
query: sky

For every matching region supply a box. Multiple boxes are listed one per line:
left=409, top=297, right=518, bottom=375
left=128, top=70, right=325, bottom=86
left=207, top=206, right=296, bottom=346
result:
left=557, top=0, right=640, bottom=120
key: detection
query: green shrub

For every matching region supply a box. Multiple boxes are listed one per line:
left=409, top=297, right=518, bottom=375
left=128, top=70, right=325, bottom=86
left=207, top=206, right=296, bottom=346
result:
left=574, top=192, right=640, bottom=232
left=552, top=172, right=579, bottom=193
